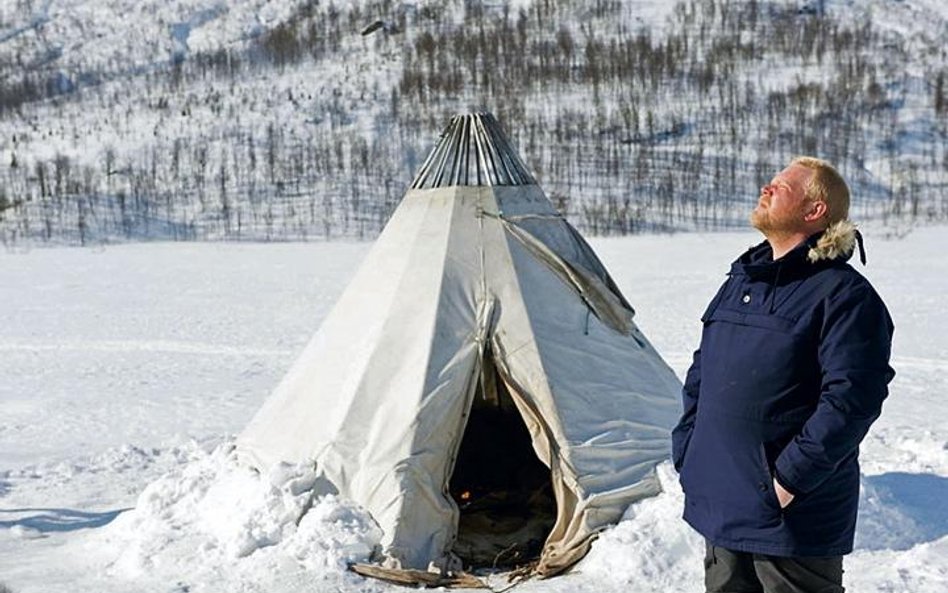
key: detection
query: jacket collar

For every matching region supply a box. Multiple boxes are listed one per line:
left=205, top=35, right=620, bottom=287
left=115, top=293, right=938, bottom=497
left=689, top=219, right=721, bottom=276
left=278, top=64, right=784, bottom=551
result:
left=732, top=221, right=859, bottom=280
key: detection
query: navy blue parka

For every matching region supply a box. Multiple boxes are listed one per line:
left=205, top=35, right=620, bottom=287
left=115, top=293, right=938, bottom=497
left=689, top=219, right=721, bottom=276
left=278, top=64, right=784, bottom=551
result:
left=672, top=227, right=894, bottom=557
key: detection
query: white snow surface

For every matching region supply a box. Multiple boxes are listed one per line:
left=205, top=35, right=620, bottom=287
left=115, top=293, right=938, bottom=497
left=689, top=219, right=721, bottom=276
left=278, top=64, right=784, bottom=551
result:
left=1, top=227, right=947, bottom=592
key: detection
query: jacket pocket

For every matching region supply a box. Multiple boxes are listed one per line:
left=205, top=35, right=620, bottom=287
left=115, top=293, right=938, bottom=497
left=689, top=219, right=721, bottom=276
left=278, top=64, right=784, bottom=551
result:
left=705, top=307, right=797, bottom=333
left=756, top=443, right=782, bottom=511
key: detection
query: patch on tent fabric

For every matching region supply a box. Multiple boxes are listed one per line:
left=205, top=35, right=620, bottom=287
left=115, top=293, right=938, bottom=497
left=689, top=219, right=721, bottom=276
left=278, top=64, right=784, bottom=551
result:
left=348, top=563, right=488, bottom=588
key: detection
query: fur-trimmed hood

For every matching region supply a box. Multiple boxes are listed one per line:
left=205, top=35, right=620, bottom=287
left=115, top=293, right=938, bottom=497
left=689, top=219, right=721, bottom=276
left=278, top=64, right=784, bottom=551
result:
left=730, top=220, right=866, bottom=283
left=807, top=220, right=858, bottom=263
left=734, top=220, right=865, bottom=282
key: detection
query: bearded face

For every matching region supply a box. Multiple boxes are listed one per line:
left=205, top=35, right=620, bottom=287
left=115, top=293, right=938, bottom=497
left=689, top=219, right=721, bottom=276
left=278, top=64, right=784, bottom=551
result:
left=751, top=164, right=815, bottom=236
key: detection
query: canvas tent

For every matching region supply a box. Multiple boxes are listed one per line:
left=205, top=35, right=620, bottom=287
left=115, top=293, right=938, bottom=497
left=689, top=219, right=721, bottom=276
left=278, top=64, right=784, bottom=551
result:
left=237, top=112, right=681, bottom=578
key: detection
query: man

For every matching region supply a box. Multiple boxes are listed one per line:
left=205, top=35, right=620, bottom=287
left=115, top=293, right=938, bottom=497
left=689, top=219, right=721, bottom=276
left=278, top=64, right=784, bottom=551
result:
left=672, top=157, right=894, bottom=593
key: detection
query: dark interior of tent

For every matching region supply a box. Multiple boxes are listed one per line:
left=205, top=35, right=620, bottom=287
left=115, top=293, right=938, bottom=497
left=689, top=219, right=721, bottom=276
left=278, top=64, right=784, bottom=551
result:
left=448, top=353, right=556, bottom=569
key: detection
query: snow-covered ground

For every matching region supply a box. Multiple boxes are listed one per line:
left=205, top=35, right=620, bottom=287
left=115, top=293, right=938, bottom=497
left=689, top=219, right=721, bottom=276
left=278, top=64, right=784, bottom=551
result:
left=1, top=226, right=946, bottom=592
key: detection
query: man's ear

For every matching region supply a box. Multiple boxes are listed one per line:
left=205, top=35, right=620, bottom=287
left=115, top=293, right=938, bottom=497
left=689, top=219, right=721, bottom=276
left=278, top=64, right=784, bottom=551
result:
left=803, top=200, right=827, bottom=222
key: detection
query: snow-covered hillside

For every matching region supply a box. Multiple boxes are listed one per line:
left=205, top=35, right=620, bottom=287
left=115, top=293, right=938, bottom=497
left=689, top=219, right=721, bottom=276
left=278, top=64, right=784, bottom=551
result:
left=1, top=0, right=946, bottom=243
left=1, top=227, right=945, bottom=592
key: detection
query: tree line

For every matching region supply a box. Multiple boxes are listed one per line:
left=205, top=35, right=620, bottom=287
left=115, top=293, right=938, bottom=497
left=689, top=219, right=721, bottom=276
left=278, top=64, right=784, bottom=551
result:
left=1, top=0, right=945, bottom=245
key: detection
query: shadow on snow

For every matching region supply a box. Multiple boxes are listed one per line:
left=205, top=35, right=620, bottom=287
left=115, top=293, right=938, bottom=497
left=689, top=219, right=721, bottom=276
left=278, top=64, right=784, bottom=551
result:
left=856, top=472, right=948, bottom=551
left=0, top=507, right=130, bottom=533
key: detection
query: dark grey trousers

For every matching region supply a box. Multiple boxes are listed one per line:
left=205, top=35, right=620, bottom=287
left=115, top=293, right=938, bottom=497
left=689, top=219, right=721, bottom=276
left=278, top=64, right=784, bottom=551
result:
left=704, top=542, right=844, bottom=593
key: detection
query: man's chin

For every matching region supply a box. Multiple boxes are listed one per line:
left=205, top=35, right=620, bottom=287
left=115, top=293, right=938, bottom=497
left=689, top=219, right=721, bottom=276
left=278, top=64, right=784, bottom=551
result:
left=750, top=212, right=767, bottom=231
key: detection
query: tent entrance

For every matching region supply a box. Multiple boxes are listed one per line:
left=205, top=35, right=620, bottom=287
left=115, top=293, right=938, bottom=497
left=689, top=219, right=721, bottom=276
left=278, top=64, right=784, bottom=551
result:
left=448, top=353, right=556, bottom=568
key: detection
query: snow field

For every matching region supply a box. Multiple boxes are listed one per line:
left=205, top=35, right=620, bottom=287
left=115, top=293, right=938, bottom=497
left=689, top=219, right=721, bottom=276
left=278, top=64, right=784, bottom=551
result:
left=1, top=226, right=946, bottom=592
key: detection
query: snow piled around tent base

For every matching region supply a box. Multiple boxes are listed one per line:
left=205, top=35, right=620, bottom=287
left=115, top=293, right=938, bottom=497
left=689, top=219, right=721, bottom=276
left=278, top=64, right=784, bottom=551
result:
left=85, top=450, right=948, bottom=593
left=86, top=446, right=705, bottom=592
left=93, top=442, right=383, bottom=590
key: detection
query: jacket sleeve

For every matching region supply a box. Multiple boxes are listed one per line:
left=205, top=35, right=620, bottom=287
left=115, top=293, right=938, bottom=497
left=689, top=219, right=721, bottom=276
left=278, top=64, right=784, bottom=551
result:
left=774, top=282, right=895, bottom=495
left=671, top=348, right=701, bottom=471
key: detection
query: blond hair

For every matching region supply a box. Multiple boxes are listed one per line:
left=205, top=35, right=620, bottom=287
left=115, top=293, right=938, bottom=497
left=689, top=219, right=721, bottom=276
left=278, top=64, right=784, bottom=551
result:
left=791, top=156, right=850, bottom=225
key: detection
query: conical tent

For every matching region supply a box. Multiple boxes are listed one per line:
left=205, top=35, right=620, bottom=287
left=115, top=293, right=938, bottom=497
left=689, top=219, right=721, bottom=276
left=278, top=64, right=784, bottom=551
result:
left=237, top=112, right=681, bottom=577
